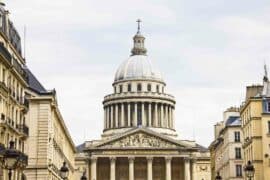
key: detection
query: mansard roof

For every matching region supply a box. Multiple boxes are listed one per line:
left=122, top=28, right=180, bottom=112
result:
left=24, top=66, right=50, bottom=94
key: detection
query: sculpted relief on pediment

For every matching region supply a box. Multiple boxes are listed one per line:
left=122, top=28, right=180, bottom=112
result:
left=99, top=133, right=179, bottom=148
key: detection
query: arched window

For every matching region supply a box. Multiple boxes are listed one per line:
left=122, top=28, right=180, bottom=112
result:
left=137, top=83, right=142, bottom=92
left=147, top=84, right=151, bottom=91
left=128, top=84, right=132, bottom=92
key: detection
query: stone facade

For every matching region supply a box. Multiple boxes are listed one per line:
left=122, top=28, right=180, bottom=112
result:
left=0, top=3, right=77, bottom=180
left=240, top=72, right=270, bottom=180
left=75, top=22, right=211, bottom=180
left=24, top=91, right=77, bottom=179
left=0, top=2, right=29, bottom=179
left=209, top=107, right=244, bottom=180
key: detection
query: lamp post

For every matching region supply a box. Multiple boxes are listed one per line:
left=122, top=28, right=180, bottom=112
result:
left=2, top=141, right=21, bottom=180
left=81, top=170, right=87, bottom=180
left=60, top=162, right=69, bottom=180
left=215, top=172, right=222, bottom=180
left=244, top=161, right=255, bottom=180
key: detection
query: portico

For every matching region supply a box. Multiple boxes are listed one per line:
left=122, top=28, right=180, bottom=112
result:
left=90, top=155, right=193, bottom=180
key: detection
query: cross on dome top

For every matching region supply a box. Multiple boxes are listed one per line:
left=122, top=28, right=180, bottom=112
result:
left=131, top=19, right=147, bottom=56
left=136, top=19, right=141, bottom=34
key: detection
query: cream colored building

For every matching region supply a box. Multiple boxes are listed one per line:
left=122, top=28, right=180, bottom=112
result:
left=23, top=73, right=77, bottom=179
left=240, top=69, right=270, bottom=180
left=209, top=107, right=244, bottom=180
left=0, top=2, right=29, bottom=179
left=75, top=22, right=211, bottom=180
left=0, top=2, right=77, bottom=180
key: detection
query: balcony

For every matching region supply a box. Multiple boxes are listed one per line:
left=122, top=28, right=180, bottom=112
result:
left=18, top=124, right=29, bottom=137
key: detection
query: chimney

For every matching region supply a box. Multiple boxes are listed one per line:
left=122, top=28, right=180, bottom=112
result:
left=245, top=85, right=263, bottom=101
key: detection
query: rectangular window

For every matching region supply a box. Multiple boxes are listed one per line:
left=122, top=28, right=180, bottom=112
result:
left=128, top=84, right=131, bottom=92
left=236, top=165, right=242, bottom=177
left=268, top=102, right=270, bottom=112
left=234, top=131, right=241, bottom=142
left=119, top=85, right=122, bottom=93
left=235, top=148, right=242, bottom=159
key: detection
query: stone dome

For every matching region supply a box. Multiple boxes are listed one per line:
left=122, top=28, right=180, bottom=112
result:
left=114, top=55, right=163, bottom=83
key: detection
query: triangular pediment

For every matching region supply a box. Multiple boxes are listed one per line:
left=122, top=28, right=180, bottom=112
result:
left=93, top=128, right=195, bottom=149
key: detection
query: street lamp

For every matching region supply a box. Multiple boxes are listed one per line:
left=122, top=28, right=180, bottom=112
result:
left=215, top=172, right=222, bottom=180
left=81, top=170, right=87, bottom=180
left=60, top=162, right=69, bottom=179
left=2, top=141, right=21, bottom=180
left=244, top=160, right=255, bottom=180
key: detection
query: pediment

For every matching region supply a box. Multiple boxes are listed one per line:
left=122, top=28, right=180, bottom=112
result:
left=94, top=128, right=193, bottom=149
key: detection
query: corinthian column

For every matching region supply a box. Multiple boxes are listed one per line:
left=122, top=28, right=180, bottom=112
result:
left=104, top=107, right=107, bottom=129
left=128, top=103, right=131, bottom=126
left=184, top=158, right=191, bottom=180
left=110, top=157, right=116, bottom=180
left=147, top=156, right=153, bottom=180
left=148, top=103, right=152, bottom=126
left=142, top=102, right=146, bottom=126
left=110, top=105, right=114, bottom=128
left=154, top=103, right=158, bottom=127
left=90, top=157, right=97, bottom=180
left=160, top=104, right=164, bottom=127
left=192, top=159, right=197, bottom=180
left=106, top=107, right=109, bottom=128
left=134, top=102, right=137, bottom=126
left=128, top=157, right=135, bottom=180
left=121, top=103, right=125, bottom=127
left=165, top=156, right=172, bottom=180
left=115, top=104, right=118, bottom=128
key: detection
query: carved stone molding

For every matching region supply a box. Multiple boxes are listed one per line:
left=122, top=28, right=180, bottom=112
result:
left=101, top=132, right=178, bottom=148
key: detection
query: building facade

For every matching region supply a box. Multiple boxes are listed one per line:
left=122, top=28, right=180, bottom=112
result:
left=0, top=2, right=29, bottom=179
left=240, top=69, right=270, bottom=180
left=209, top=107, right=244, bottom=180
left=23, top=72, right=77, bottom=179
left=0, top=2, right=77, bottom=180
left=76, top=22, right=211, bottom=180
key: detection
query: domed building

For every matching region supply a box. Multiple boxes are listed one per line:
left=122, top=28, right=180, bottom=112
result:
left=75, top=21, right=211, bottom=180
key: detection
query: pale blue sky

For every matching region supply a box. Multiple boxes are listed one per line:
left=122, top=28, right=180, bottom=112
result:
left=7, top=0, right=270, bottom=146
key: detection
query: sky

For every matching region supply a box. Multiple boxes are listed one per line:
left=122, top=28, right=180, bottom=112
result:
left=6, top=0, right=270, bottom=147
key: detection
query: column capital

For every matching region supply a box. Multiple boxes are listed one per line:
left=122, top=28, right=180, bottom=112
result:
left=165, top=156, right=172, bottom=162
left=128, top=156, right=135, bottom=162
left=191, top=158, right=197, bottom=163
left=146, top=156, right=153, bottom=162
left=110, top=156, right=116, bottom=162
left=90, top=156, right=98, bottom=162
left=184, top=157, right=191, bottom=162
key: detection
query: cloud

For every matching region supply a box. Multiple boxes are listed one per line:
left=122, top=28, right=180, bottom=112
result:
left=5, top=0, right=270, bottom=147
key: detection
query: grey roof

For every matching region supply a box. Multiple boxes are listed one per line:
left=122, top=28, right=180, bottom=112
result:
left=76, top=143, right=86, bottom=152
left=24, top=66, right=48, bottom=94
left=225, top=116, right=241, bottom=126
left=114, top=55, right=164, bottom=83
